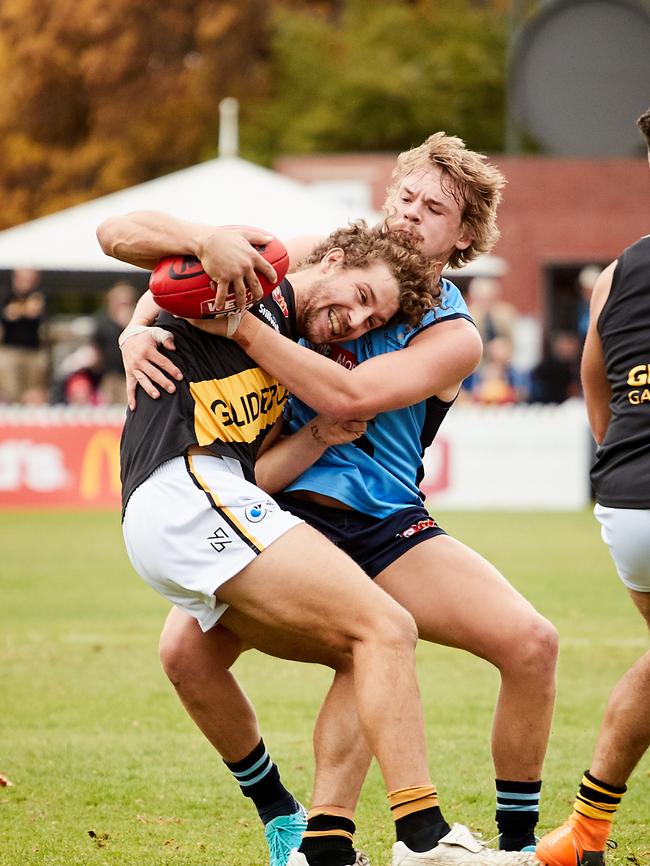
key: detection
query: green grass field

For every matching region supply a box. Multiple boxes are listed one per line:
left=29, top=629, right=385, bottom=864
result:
left=2, top=509, right=648, bottom=866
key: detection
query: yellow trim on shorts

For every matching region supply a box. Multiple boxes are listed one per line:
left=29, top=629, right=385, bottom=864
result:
left=186, top=454, right=265, bottom=554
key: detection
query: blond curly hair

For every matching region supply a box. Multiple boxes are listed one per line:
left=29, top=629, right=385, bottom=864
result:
left=299, top=220, right=441, bottom=325
left=385, top=131, right=506, bottom=270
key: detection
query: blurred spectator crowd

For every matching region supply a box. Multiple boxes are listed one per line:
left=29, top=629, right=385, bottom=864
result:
left=0, top=268, right=137, bottom=407
left=0, top=266, right=601, bottom=408
left=458, top=268, right=600, bottom=406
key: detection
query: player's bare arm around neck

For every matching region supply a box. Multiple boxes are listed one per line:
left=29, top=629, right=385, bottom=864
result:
left=233, top=312, right=481, bottom=420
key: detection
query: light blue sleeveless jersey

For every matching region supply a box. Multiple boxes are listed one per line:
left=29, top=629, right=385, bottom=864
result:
left=283, top=279, right=473, bottom=518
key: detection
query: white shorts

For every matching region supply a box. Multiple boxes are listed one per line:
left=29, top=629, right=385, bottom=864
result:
left=123, top=454, right=303, bottom=631
left=594, top=503, right=650, bottom=592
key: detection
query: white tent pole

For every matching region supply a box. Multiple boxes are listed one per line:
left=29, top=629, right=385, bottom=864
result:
left=218, top=97, right=239, bottom=158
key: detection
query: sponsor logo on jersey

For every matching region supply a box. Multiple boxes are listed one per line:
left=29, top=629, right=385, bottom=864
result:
left=255, top=301, right=281, bottom=331
left=272, top=287, right=289, bottom=318
left=398, top=517, right=438, bottom=538
left=191, top=368, right=289, bottom=445
left=315, top=343, right=359, bottom=370
left=628, top=389, right=650, bottom=404
left=626, top=364, right=650, bottom=385
left=245, top=499, right=277, bottom=523
left=626, top=363, right=650, bottom=404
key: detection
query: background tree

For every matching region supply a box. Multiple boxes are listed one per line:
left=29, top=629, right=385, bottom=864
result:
left=0, top=0, right=271, bottom=228
left=242, top=0, right=508, bottom=160
left=0, top=0, right=509, bottom=229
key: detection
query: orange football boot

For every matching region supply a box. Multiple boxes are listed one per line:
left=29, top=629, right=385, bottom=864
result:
left=536, top=815, right=608, bottom=866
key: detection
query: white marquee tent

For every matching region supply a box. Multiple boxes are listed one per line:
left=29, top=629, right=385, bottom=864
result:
left=0, top=156, right=381, bottom=272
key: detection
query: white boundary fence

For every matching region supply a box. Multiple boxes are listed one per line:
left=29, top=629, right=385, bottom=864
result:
left=422, top=399, right=592, bottom=510
left=0, top=401, right=593, bottom=510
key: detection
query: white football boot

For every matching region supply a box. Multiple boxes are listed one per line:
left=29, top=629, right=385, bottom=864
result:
left=392, top=823, right=538, bottom=865
left=287, top=850, right=370, bottom=866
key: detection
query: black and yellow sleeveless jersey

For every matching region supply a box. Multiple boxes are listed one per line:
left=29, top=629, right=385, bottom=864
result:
left=120, top=280, right=297, bottom=515
left=591, top=236, right=650, bottom=507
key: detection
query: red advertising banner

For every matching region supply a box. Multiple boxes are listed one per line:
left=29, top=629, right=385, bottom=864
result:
left=0, top=409, right=125, bottom=509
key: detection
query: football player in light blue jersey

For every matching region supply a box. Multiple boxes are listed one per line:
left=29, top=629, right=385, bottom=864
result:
left=276, top=277, right=472, bottom=519
left=117, top=132, right=556, bottom=866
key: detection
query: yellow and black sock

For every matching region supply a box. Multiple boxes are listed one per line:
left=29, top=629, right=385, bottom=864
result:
left=298, top=808, right=356, bottom=866
left=389, top=785, right=450, bottom=853
left=570, top=769, right=626, bottom=849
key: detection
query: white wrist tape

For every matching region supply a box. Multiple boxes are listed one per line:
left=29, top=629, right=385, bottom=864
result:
left=118, top=324, right=173, bottom=348
left=225, top=311, right=243, bottom=338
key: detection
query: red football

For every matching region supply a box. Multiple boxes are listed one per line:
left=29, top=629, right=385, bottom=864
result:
left=149, top=227, right=289, bottom=319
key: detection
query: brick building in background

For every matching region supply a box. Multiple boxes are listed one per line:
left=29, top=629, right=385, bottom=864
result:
left=274, top=152, right=649, bottom=338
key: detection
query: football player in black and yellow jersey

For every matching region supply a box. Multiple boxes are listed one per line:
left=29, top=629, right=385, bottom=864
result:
left=537, top=108, right=650, bottom=866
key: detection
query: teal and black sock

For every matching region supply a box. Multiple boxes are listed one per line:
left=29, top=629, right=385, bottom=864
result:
left=496, top=778, right=541, bottom=851
left=224, top=739, right=299, bottom=824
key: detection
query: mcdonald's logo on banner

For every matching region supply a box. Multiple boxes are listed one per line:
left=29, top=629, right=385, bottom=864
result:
left=79, top=430, right=121, bottom=502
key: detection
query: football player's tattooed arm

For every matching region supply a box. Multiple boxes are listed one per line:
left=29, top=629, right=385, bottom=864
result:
left=255, top=416, right=367, bottom=494
left=581, top=262, right=615, bottom=445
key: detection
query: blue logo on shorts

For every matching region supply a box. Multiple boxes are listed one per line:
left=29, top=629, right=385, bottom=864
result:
left=245, top=500, right=275, bottom=523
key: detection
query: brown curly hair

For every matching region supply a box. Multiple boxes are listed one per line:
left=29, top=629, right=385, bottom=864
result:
left=637, top=108, right=650, bottom=147
left=384, top=131, right=506, bottom=270
left=299, top=220, right=441, bottom=326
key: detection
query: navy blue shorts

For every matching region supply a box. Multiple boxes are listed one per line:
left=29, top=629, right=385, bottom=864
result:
left=275, top=493, right=447, bottom=579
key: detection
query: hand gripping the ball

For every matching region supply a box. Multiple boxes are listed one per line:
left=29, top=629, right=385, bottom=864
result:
left=149, top=227, right=289, bottom=319
left=200, top=227, right=280, bottom=311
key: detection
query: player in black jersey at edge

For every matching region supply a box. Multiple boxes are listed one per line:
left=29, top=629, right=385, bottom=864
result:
left=537, top=108, right=650, bottom=866
left=103, top=219, right=497, bottom=866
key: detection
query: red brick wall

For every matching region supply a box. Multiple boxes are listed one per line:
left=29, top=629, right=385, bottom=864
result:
left=275, top=153, right=650, bottom=316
